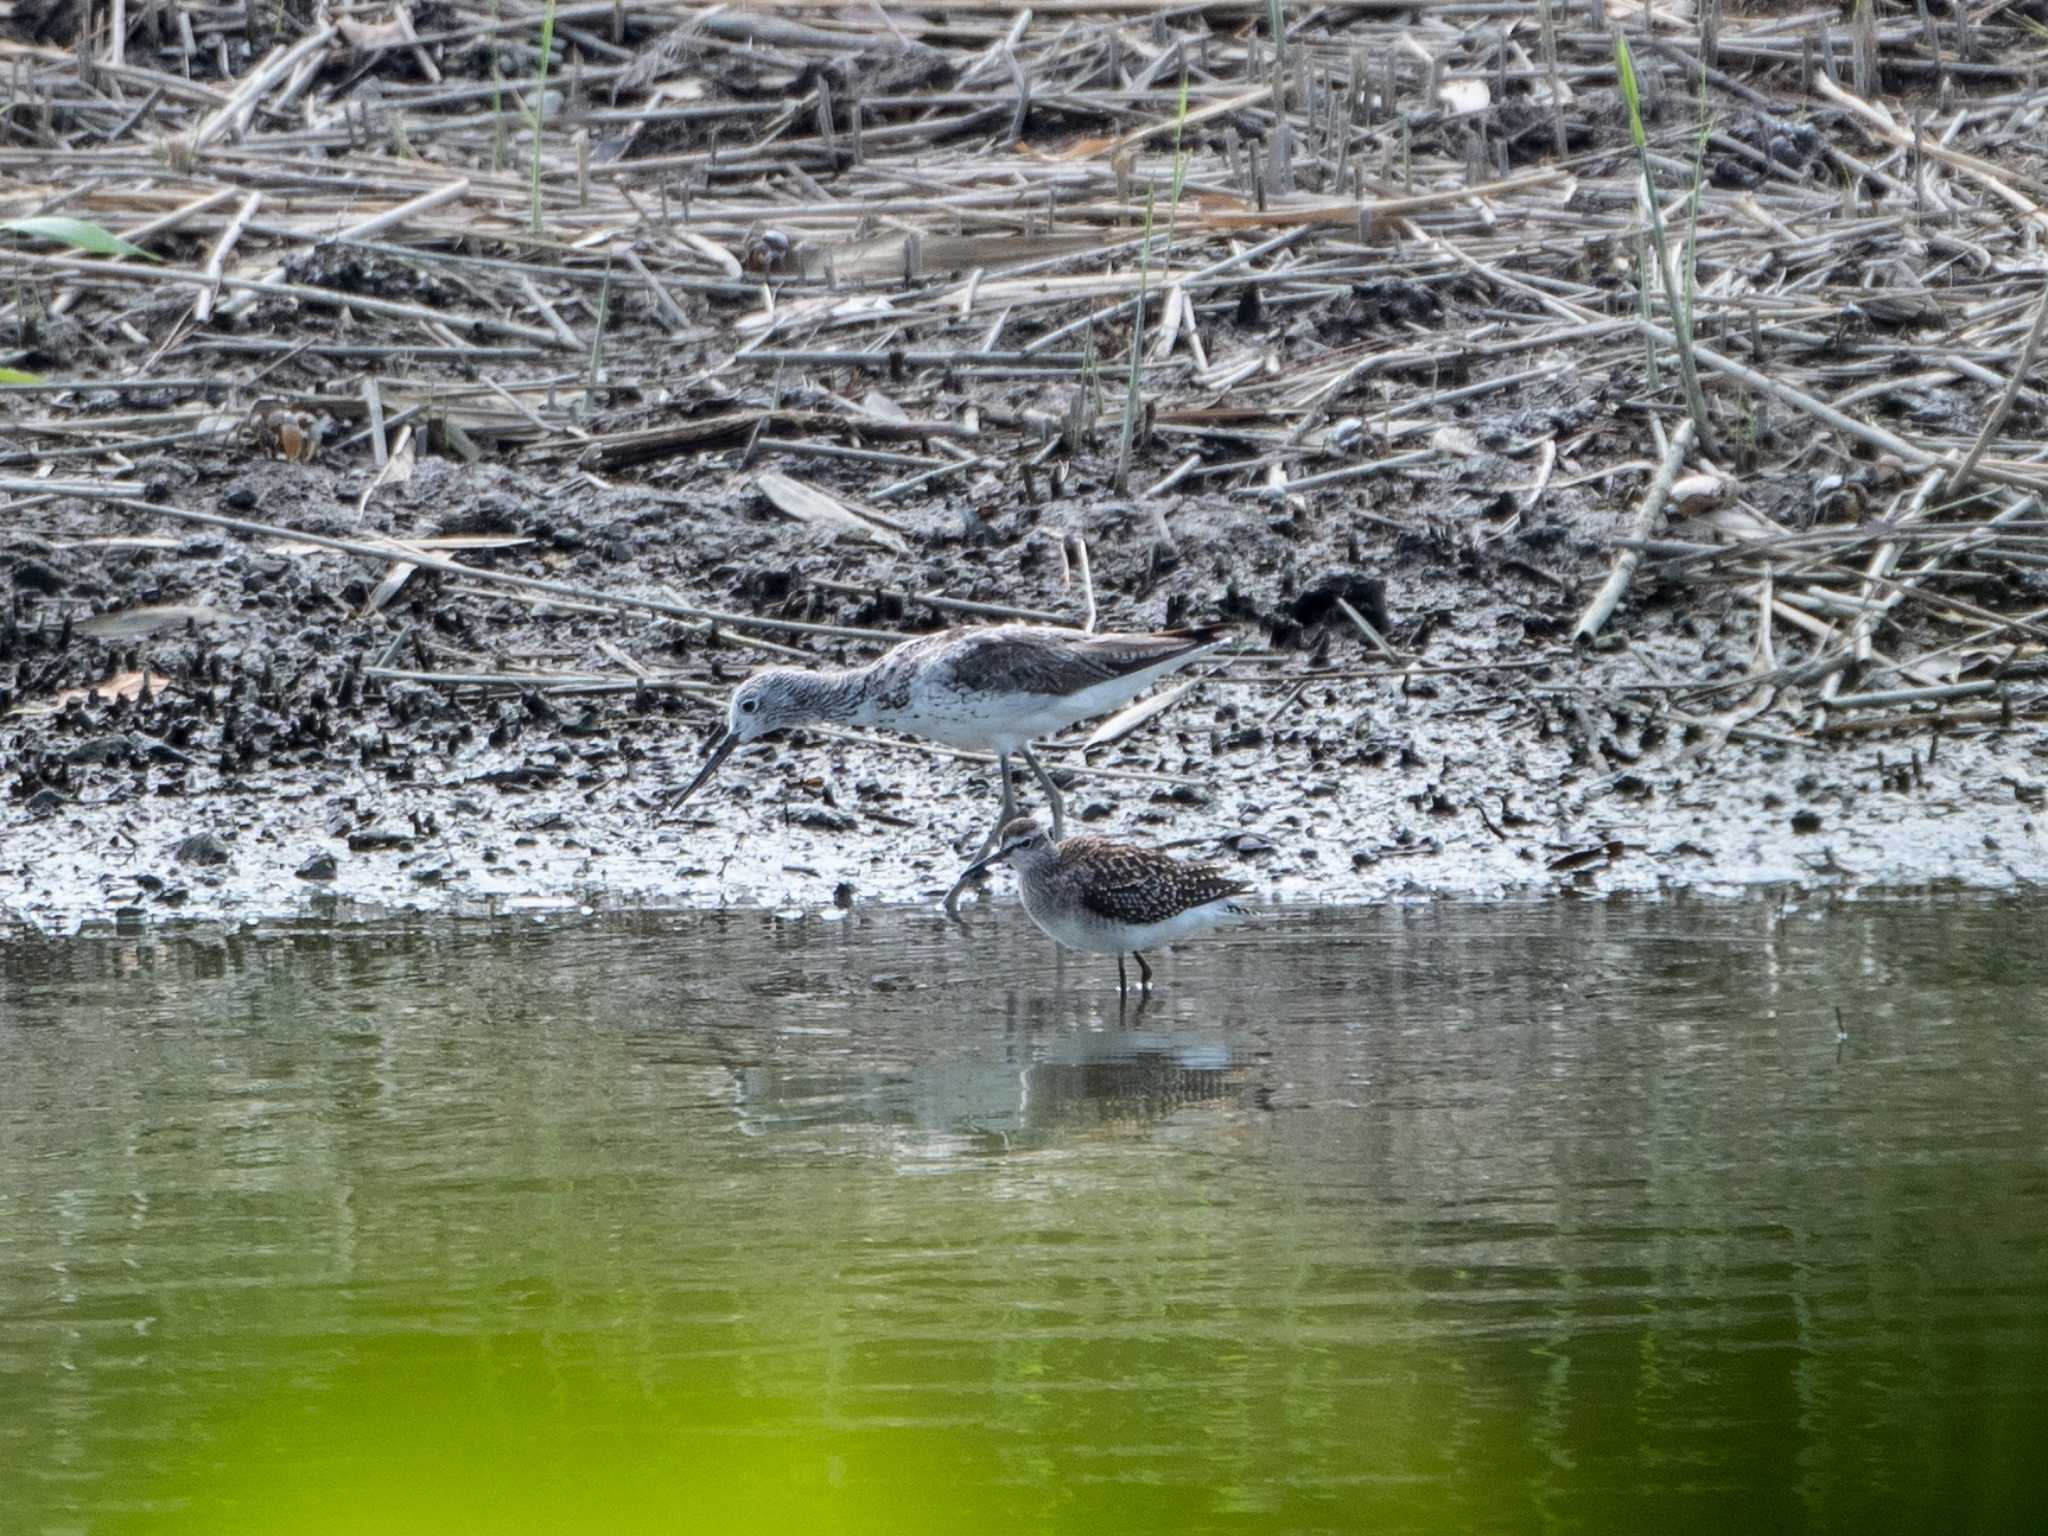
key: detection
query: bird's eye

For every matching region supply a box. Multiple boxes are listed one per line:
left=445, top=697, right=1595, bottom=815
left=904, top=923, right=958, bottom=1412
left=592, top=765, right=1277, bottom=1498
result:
left=740, top=699, right=758, bottom=714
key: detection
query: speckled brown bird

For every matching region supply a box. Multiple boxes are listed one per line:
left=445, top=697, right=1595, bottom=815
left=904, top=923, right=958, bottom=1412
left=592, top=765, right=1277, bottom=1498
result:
left=962, top=816, right=1257, bottom=995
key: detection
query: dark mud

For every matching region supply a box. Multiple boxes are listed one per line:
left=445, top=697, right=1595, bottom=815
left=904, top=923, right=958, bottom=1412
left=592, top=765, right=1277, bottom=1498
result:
left=5, top=399, right=2043, bottom=935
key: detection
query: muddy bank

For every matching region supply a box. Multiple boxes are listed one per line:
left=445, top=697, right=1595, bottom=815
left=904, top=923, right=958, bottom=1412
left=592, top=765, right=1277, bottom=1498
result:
left=4, top=450, right=2042, bottom=934
left=5, top=5, right=2048, bottom=931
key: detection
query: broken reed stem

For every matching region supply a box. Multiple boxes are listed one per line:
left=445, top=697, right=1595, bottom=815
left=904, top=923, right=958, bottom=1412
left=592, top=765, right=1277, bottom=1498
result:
left=1573, top=416, right=1698, bottom=643
left=12, top=0, right=2048, bottom=775
left=1946, top=282, right=2048, bottom=498
left=101, top=495, right=910, bottom=643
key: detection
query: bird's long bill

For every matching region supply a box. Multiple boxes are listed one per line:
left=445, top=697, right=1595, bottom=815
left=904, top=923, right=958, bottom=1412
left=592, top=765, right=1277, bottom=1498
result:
left=960, top=848, right=1005, bottom=881
left=667, top=726, right=737, bottom=810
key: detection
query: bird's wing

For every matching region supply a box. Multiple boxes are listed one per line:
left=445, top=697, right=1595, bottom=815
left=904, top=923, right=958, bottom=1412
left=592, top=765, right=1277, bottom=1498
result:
left=943, top=626, right=1222, bottom=697
left=1065, top=839, right=1253, bottom=924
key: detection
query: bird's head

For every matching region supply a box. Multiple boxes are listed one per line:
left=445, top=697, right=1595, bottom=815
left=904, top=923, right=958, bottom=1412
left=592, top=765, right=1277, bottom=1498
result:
left=725, top=668, right=813, bottom=744
left=668, top=669, right=817, bottom=811
left=963, top=816, right=1055, bottom=878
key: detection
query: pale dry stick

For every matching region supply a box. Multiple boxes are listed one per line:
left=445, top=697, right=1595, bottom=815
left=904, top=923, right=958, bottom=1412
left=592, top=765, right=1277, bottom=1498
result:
left=362, top=377, right=389, bottom=469
left=1090, top=83, right=1272, bottom=159
left=1816, top=466, right=1945, bottom=712
left=90, top=496, right=910, bottom=644
left=804, top=576, right=1066, bottom=625
left=456, top=577, right=803, bottom=663
left=1827, top=680, right=2000, bottom=710
left=519, top=275, right=581, bottom=349
left=0, top=476, right=146, bottom=497
left=17, top=252, right=563, bottom=346
left=268, top=41, right=331, bottom=122
left=1572, top=417, right=1698, bottom=644
left=1517, top=436, right=1558, bottom=513
left=1819, top=704, right=2048, bottom=739
left=1644, top=317, right=2048, bottom=495
left=217, top=179, right=475, bottom=320
left=1814, top=74, right=2048, bottom=229
left=624, top=245, right=692, bottom=333
left=327, top=178, right=474, bottom=244
left=30, top=189, right=245, bottom=324
left=595, top=639, right=652, bottom=679
left=365, top=666, right=728, bottom=702
left=1852, top=569, right=2048, bottom=648
left=1945, top=284, right=2048, bottom=498
left=477, top=374, right=565, bottom=439
left=188, top=23, right=339, bottom=150
left=396, top=5, right=444, bottom=86
left=1853, top=605, right=2048, bottom=691
left=1143, top=452, right=1203, bottom=498
left=798, top=725, right=1207, bottom=794
left=191, top=191, right=261, bottom=324
left=1661, top=703, right=1813, bottom=751
left=1335, top=596, right=1405, bottom=666
left=1396, top=215, right=1587, bottom=326
left=1020, top=227, right=1309, bottom=355
left=1793, top=489, right=2044, bottom=702
left=1069, top=532, right=1097, bottom=633
left=352, top=425, right=415, bottom=529
left=1672, top=567, right=1785, bottom=758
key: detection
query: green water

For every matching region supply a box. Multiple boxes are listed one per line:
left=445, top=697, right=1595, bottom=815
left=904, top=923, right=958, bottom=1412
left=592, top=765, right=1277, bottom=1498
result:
left=1, top=898, right=2044, bottom=1534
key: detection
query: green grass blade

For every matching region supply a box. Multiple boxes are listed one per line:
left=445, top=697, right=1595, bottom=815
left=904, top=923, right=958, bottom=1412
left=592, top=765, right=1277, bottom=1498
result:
left=529, top=0, right=558, bottom=237
left=1114, top=186, right=1157, bottom=495
left=0, top=216, right=157, bottom=262
left=1612, top=31, right=1714, bottom=453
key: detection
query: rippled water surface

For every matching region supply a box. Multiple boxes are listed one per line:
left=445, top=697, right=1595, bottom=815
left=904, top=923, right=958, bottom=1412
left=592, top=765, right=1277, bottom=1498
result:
left=3, top=897, right=2046, bottom=1534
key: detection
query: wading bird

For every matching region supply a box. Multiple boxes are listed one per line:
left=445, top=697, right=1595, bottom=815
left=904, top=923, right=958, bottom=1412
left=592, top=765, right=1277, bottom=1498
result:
left=961, top=815, right=1256, bottom=995
left=671, top=624, right=1227, bottom=906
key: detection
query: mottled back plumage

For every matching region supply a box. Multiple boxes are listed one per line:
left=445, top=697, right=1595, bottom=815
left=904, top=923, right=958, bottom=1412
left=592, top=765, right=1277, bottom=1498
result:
left=1055, top=838, right=1255, bottom=926
left=936, top=625, right=1226, bottom=698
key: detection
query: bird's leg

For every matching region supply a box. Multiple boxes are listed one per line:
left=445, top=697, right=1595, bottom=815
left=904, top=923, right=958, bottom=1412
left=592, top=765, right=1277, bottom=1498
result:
left=963, top=752, right=1016, bottom=865
left=1117, top=955, right=1129, bottom=996
left=1135, top=952, right=1153, bottom=992
left=942, top=754, right=1016, bottom=917
left=997, top=751, right=1020, bottom=833
left=1018, top=743, right=1066, bottom=841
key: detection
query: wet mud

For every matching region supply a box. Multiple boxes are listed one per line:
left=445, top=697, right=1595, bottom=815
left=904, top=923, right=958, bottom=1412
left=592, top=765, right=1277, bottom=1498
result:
left=5, top=415, right=2043, bottom=935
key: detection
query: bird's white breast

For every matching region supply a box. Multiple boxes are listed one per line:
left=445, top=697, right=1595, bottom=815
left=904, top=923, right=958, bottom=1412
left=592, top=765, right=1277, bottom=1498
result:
left=1020, top=888, right=1251, bottom=955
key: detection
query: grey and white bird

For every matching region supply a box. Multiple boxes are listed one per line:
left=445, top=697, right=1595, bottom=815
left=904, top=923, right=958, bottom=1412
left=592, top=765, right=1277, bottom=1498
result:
left=962, top=816, right=1256, bottom=995
left=670, top=623, right=1227, bottom=897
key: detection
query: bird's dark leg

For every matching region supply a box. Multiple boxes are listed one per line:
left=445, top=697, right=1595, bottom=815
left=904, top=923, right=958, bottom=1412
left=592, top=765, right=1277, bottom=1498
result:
left=1018, top=742, right=1066, bottom=840
left=1135, top=952, right=1153, bottom=992
left=942, top=753, right=1016, bottom=917
left=1117, top=955, right=1129, bottom=996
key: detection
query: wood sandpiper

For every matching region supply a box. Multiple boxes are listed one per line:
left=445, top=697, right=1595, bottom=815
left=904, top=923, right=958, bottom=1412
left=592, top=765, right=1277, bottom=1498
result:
left=961, top=815, right=1256, bottom=995
left=670, top=622, right=1228, bottom=902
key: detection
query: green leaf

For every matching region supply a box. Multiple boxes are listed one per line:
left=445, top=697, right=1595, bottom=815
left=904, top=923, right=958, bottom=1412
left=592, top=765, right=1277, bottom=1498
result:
left=0, top=216, right=158, bottom=262
left=0, top=368, right=44, bottom=384
left=1613, top=34, right=1645, bottom=151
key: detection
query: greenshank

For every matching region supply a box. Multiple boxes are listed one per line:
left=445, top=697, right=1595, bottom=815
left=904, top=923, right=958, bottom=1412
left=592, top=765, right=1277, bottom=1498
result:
left=670, top=622, right=1227, bottom=880
left=962, top=815, right=1256, bottom=995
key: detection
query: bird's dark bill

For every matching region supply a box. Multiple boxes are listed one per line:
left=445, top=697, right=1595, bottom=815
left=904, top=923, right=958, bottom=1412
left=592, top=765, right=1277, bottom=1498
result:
left=668, top=727, right=736, bottom=809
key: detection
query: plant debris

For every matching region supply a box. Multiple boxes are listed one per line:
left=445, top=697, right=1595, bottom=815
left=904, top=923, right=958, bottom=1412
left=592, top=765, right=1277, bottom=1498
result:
left=4, top=2, right=2048, bottom=929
